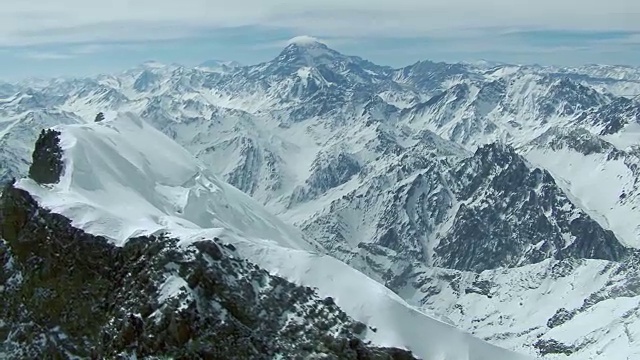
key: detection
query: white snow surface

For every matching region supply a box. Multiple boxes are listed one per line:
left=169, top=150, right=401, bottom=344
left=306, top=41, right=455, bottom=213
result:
left=406, top=259, right=640, bottom=360
left=16, top=114, right=532, bottom=360
left=17, top=113, right=310, bottom=250
left=230, top=239, right=534, bottom=360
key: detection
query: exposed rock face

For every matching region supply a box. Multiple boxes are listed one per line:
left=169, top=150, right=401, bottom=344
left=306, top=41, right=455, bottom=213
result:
left=298, top=140, right=629, bottom=278
left=94, top=112, right=105, bottom=122
left=0, top=183, right=415, bottom=359
left=578, top=97, right=640, bottom=135
left=290, top=151, right=362, bottom=205
left=434, top=143, right=628, bottom=272
left=534, top=339, right=576, bottom=356
left=28, top=129, right=64, bottom=185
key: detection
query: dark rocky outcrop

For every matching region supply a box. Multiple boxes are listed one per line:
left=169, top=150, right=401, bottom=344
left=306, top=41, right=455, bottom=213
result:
left=289, top=151, right=362, bottom=206
left=435, top=143, right=629, bottom=272
left=546, top=308, right=578, bottom=329
left=28, top=129, right=64, bottom=185
left=0, top=183, right=416, bottom=359
left=534, top=339, right=576, bottom=356
left=94, top=112, right=105, bottom=122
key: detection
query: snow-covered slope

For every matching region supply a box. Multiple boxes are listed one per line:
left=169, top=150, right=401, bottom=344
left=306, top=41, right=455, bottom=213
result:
left=396, top=256, right=640, bottom=360
left=17, top=113, right=309, bottom=250
left=14, top=114, right=531, bottom=360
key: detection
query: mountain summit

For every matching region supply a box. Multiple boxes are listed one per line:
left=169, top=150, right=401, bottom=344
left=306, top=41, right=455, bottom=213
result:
left=275, top=36, right=346, bottom=68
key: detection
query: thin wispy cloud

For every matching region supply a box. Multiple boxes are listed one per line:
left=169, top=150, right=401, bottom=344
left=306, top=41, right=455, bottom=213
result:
left=0, top=0, right=638, bottom=46
left=69, top=44, right=112, bottom=55
left=608, top=33, right=640, bottom=45
left=22, top=51, right=74, bottom=60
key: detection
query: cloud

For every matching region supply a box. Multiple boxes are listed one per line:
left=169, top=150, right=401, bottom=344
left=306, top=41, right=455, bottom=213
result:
left=251, top=36, right=356, bottom=50
left=286, top=35, right=321, bottom=46
left=0, top=0, right=638, bottom=46
left=69, top=44, right=113, bottom=55
left=22, top=51, right=74, bottom=60
left=601, top=33, right=640, bottom=45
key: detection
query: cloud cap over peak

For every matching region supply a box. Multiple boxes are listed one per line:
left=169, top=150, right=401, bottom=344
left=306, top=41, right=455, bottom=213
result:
left=286, top=35, right=324, bottom=46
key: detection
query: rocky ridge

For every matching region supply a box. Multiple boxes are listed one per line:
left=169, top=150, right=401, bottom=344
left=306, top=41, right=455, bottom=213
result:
left=0, top=131, right=416, bottom=360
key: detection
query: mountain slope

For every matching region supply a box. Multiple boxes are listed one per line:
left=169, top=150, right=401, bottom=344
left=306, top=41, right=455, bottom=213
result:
left=522, top=127, right=640, bottom=247
left=3, top=114, right=531, bottom=360
left=396, top=256, right=640, bottom=360
left=18, top=113, right=311, bottom=250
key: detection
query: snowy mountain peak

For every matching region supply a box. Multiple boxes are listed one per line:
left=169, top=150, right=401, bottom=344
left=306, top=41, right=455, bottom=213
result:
left=276, top=36, right=345, bottom=68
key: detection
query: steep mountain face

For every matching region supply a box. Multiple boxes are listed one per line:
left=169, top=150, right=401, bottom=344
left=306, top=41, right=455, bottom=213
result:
left=399, top=72, right=616, bottom=151
left=579, top=96, right=640, bottom=136
left=547, top=64, right=640, bottom=97
left=292, top=139, right=627, bottom=279
left=522, top=127, right=640, bottom=248
left=1, top=39, right=640, bottom=358
left=435, top=143, right=627, bottom=271
left=393, top=60, right=476, bottom=97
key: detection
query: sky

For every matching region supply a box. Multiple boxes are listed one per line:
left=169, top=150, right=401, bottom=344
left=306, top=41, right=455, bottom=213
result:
left=0, top=0, right=639, bottom=81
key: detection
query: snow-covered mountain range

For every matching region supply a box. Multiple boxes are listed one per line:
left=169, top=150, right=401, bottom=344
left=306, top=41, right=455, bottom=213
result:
left=1, top=36, right=640, bottom=359
left=1, top=114, right=530, bottom=360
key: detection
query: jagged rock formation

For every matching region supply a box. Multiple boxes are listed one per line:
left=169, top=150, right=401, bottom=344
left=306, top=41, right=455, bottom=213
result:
left=27, top=129, right=64, bottom=185
left=94, top=112, right=105, bottom=122
left=297, top=141, right=629, bottom=275
left=434, top=143, right=628, bottom=271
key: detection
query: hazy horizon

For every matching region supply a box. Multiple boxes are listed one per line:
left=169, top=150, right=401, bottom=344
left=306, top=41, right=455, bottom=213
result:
left=0, top=0, right=638, bottom=80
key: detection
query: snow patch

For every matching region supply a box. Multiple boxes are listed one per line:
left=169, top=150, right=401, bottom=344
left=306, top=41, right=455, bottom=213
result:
left=158, top=274, right=189, bottom=303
